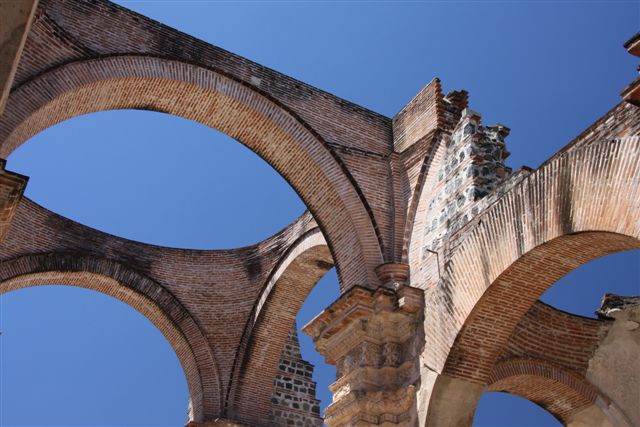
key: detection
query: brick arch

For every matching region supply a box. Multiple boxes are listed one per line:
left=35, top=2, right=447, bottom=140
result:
left=423, top=136, right=640, bottom=374
left=0, top=253, right=221, bottom=423
left=486, top=358, right=602, bottom=425
left=228, top=227, right=333, bottom=425
left=0, top=55, right=382, bottom=290
left=405, top=132, right=447, bottom=283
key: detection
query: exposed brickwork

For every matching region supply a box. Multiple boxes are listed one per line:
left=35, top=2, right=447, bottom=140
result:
left=0, top=198, right=324, bottom=423
left=0, top=2, right=638, bottom=425
left=488, top=358, right=598, bottom=423
left=0, top=55, right=379, bottom=291
left=427, top=128, right=640, bottom=377
left=622, top=33, right=640, bottom=106
left=392, top=78, right=443, bottom=153
left=442, top=232, right=639, bottom=383
left=0, top=0, right=38, bottom=113
left=1, top=0, right=395, bottom=290
left=270, top=323, right=322, bottom=427
left=500, top=302, right=609, bottom=376
left=229, top=230, right=332, bottom=424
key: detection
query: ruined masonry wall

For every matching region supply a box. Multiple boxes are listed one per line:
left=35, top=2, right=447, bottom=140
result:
left=418, top=107, right=512, bottom=287
left=270, top=323, right=322, bottom=427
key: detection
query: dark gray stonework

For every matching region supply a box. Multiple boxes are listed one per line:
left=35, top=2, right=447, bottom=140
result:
left=270, top=323, right=322, bottom=427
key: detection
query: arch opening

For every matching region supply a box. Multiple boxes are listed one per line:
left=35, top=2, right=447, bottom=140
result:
left=295, top=267, right=340, bottom=419
left=473, top=392, right=562, bottom=426
left=0, top=262, right=220, bottom=423
left=430, top=232, right=640, bottom=427
left=540, top=250, right=640, bottom=318
left=0, top=284, right=189, bottom=426
left=8, top=109, right=305, bottom=249
left=443, top=231, right=640, bottom=383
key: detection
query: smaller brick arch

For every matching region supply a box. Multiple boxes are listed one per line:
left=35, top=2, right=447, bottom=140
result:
left=442, top=231, right=639, bottom=383
left=423, top=357, right=624, bottom=427
left=226, top=227, right=333, bottom=425
left=0, top=253, right=221, bottom=423
left=487, top=358, right=600, bottom=424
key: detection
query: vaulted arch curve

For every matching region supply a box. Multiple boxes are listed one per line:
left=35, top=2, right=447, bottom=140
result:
left=0, top=253, right=220, bottom=423
left=228, top=226, right=332, bottom=425
left=0, top=55, right=382, bottom=290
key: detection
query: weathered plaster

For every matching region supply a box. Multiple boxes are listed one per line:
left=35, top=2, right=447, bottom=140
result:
left=587, top=302, right=640, bottom=426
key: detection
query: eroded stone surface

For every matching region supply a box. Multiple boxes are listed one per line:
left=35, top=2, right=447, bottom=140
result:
left=587, top=297, right=640, bottom=426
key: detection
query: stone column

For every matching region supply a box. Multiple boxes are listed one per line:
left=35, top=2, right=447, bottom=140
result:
left=303, top=271, right=424, bottom=426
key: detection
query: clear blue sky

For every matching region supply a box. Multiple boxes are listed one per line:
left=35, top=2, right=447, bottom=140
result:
left=1, top=1, right=639, bottom=426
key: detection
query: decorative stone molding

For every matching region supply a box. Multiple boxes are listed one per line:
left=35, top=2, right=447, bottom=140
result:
left=375, top=263, right=410, bottom=288
left=303, top=285, right=424, bottom=426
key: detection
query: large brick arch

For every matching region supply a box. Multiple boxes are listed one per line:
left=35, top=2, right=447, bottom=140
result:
left=0, top=253, right=220, bottom=423
left=423, top=135, right=640, bottom=375
left=227, top=228, right=333, bottom=425
left=0, top=55, right=382, bottom=290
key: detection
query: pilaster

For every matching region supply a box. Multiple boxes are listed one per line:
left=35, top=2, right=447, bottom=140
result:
left=303, top=283, right=424, bottom=426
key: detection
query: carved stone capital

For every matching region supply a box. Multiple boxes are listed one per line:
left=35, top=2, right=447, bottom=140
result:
left=303, top=285, right=424, bottom=426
